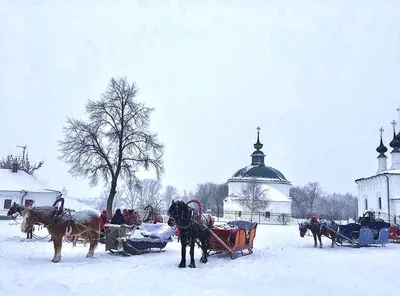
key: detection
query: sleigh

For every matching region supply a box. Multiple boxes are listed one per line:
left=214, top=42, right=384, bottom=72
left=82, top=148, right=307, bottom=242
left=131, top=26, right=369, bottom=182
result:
left=208, top=220, right=257, bottom=259
left=389, top=226, right=400, bottom=243
left=334, top=213, right=390, bottom=247
left=104, top=223, right=176, bottom=256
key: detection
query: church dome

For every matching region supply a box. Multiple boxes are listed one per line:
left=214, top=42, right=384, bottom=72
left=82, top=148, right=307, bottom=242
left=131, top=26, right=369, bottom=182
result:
left=232, top=165, right=288, bottom=181
left=229, top=127, right=290, bottom=183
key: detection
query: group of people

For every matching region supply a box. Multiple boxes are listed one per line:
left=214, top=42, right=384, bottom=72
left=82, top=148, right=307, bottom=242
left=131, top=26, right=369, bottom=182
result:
left=98, top=208, right=140, bottom=239
left=99, top=208, right=139, bottom=228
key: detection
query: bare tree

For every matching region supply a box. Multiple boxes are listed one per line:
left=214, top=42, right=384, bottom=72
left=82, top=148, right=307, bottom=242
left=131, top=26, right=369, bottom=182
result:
left=176, top=190, right=194, bottom=203
left=58, top=77, right=164, bottom=215
left=239, top=178, right=269, bottom=222
left=96, top=185, right=124, bottom=215
left=194, top=182, right=219, bottom=213
left=162, top=185, right=178, bottom=211
left=290, top=186, right=308, bottom=218
left=304, top=182, right=323, bottom=213
left=0, top=151, right=43, bottom=175
left=121, top=178, right=141, bottom=209
left=136, top=178, right=163, bottom=213
left=210, top=183, right=228, bottom=218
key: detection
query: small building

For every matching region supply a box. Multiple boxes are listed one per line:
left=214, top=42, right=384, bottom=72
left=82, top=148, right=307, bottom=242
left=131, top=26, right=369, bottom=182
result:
left=223, top=128, right=292, bottom=223
left=355, top=115, right=400, bottom=224
left=0, top=165, right=61, bottom=216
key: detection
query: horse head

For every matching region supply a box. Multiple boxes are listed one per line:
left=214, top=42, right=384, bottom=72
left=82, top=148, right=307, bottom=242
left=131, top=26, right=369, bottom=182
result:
left=298, top=222, right=309, bottom=237
left=167, top=200, right=191, bottom=227
left=20, top=206, right=57, bottom=233
left=7, top=202, right=23, bottom=216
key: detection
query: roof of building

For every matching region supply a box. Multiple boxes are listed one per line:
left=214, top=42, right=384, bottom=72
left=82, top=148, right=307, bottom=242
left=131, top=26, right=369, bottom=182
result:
left=355, top=169, right=400, bottom=183
left=0, top=168, right=56, bottom=193
left=229, top=128, right=290, bottom=184
left=231, top=165, right=288, bottom=182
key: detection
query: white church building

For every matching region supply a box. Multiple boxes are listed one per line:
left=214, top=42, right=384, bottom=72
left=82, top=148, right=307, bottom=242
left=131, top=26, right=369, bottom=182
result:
left=223, top=128, right=292, bottom=223
left=355, top=114, right=400, bottom=225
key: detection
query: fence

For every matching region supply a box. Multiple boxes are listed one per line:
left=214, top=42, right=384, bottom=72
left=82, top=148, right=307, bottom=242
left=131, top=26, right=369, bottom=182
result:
left=221, top=211, right=292, bottom=225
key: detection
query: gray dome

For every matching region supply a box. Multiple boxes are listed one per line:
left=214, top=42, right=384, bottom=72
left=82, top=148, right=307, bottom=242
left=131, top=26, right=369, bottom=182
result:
left=232, top=165, right=288, bottom=181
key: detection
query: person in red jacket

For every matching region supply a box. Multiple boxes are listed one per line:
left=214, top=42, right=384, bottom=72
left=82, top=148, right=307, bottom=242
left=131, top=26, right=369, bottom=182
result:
left=99, top=210, right=109, bottom=239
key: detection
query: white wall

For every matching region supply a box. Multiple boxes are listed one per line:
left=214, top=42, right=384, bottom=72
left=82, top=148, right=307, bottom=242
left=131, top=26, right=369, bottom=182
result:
left=228, top=180, right=291, bottom=196
left=223, top=196, right=291, bottom=214
left=0, top=190, right=59, bottom=215
left=357, top=174, right=400, bottom=218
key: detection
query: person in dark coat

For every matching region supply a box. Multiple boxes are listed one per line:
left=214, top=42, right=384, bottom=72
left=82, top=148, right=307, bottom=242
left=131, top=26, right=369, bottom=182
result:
left=111, top=209, right=125, bottom=225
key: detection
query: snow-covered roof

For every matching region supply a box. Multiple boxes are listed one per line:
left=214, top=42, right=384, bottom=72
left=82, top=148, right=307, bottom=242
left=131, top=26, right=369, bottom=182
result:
left=0, top=168, right=56, bottom=192
left=230, top=165, right=290, bottom=184
left=63, top=198, right=99, bottom=213
left=262, top=185, right=291, bottom=202
left=355, top=169, right=400, bottom=182
left=226, top=184, right=291, bottom=203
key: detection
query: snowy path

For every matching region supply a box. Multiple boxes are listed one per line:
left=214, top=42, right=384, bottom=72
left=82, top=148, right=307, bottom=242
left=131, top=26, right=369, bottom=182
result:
left=0, top=220, right=399, bottom=296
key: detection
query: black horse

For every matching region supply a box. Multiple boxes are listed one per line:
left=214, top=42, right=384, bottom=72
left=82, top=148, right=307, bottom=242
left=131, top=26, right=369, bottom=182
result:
left=167, top=200, right=213, bottom=268
left=299, top=217, right=339, bottom=248
left=7, top=202, right=34, bottom=239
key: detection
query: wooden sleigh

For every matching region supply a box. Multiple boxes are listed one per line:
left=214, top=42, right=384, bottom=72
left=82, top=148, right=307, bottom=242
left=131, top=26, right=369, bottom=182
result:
left=207, top=220, right=257, bottom=259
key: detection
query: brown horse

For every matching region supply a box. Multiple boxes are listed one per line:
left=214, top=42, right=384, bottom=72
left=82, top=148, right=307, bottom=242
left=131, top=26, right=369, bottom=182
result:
left=7, top=202, right=35, bottom=239
left=20, top=205, right=100, bottom=263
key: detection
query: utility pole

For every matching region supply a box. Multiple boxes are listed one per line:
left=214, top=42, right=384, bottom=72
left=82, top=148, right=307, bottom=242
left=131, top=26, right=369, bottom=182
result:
left=16, top=145, right=27, bottom=166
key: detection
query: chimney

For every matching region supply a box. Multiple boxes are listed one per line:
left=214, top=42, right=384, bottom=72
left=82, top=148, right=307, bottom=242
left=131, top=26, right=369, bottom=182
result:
left=12, top=162, right=18, bottom=173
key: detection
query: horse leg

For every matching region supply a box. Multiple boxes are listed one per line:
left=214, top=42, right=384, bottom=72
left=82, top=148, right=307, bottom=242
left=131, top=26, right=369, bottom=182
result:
left=86, top=230, right=99, bottom=258
left=179, top=236, right=187, bottom=268
left=331, top=233, right=335, bottom=248
left=188, top=238, right=196, bottom=268
left=313, top=232, right=317, bottom=248
left=318, top=233, right=323, bottom=248
left=72, top=236, right=78, bottom=247
left=51, top=235, right=63, bottom=263
left=200, top=233, right=210, bottom=263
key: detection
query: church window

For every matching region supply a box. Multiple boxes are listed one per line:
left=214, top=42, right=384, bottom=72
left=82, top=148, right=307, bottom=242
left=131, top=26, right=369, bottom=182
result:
left=365, top=199, right=368, bottom=211
left=265, top=211, right=271, bottom=218
left=238, top=211, right=242, bottom=217
left=378, top=197, right=382, bottom=210
left=3, top=199, right=12, bottom=209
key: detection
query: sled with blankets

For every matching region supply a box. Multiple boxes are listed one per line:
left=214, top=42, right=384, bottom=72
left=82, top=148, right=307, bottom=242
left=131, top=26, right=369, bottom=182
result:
left=104, top=205, right=176, bottom=256
left=105, top=222, right=176, bottom=256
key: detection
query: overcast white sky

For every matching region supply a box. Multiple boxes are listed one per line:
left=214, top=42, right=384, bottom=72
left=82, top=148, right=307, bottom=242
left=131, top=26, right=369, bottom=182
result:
left=0, top=1, right=399, bottom=199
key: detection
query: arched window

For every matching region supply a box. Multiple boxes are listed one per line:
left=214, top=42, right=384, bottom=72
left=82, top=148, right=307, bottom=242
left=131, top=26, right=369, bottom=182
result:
left=265, top=211, right=271, bottom=218
left=378, top=197, right=382, bottom=210
left=365, top=199, right=368, bottom=211
left=238, top=211, right=242, bottom=217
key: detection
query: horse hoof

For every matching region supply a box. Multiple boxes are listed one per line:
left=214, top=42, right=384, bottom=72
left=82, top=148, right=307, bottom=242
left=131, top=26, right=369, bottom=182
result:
left=86, top=252, right=94, bottom=258
left=178, top=263, right=186, bottom=268
left=319, top=246, right=323, bottom=248
left=200, top=258, right=208, bottom=263
left=189, top=263, right=196, bottom=268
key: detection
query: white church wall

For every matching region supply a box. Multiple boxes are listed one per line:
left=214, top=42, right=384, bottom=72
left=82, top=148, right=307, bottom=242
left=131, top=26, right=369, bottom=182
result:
left=228, top=180, right=291, bottom=196
left=355, top=174, right=400, bottom=218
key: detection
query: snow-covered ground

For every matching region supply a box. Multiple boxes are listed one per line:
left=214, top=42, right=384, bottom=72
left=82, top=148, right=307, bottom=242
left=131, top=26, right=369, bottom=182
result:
left=0, top=219, right=398, bottom=296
